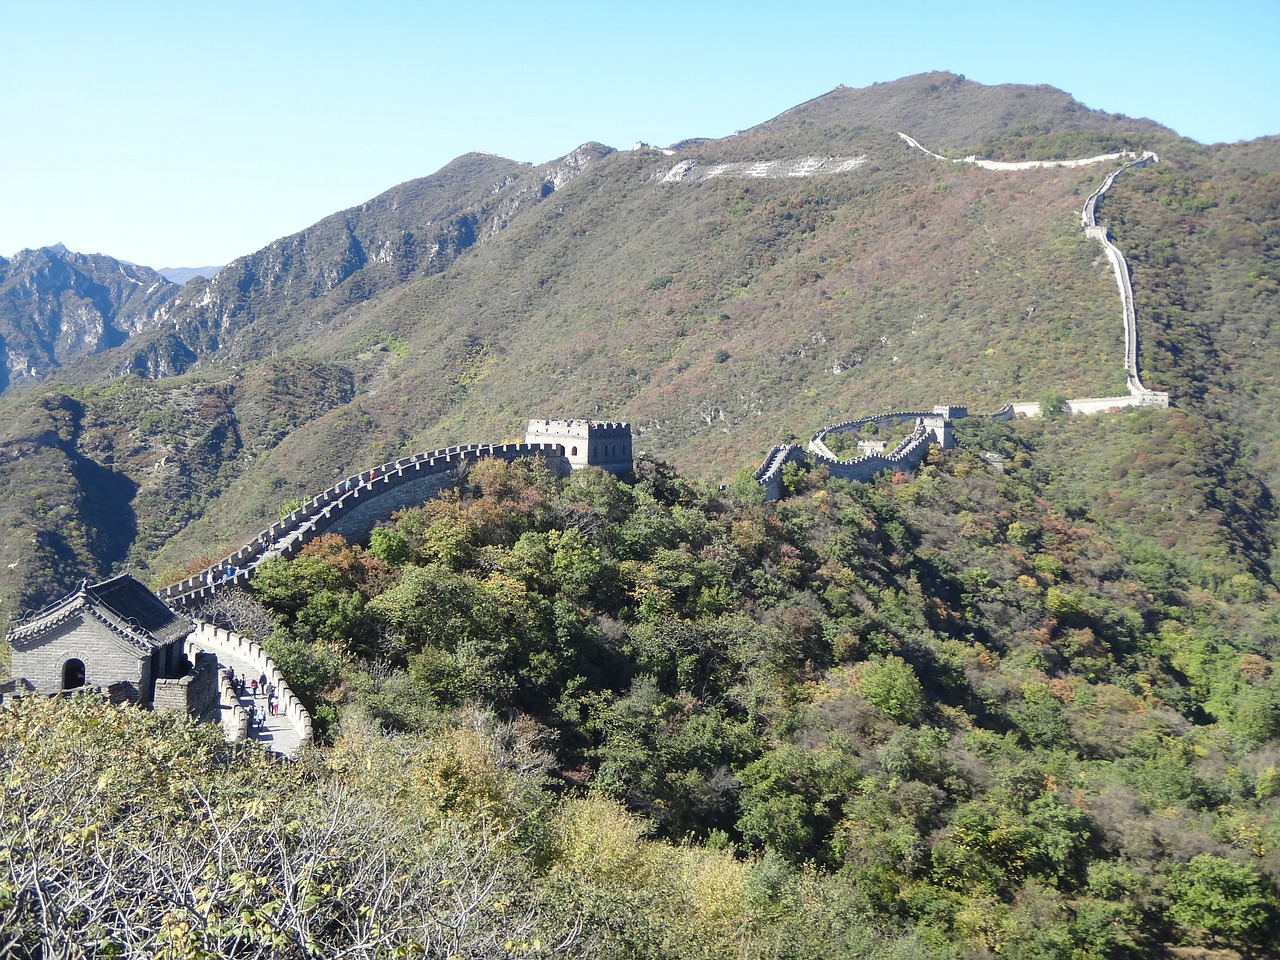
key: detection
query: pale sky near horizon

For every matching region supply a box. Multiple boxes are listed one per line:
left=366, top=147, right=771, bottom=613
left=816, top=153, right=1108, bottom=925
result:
left=1, top=0, right=1276, bottom=269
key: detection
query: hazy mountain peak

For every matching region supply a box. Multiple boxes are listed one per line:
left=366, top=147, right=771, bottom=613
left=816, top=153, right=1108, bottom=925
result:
left=157, top=266, right=223, bottom=285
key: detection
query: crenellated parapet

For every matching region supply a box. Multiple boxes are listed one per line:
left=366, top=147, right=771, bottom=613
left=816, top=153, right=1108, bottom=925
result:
left=900, top=132, right=1167, bottom=405
left=161, top=440, right=573, bottom=607
left=754, top=443, right=808, bottom=501
left=1079, top=152, right=1166, bottom=400
left=525, top=419, right=634, bottom=474
left=757, top=405, right=992, bottom=500
left=187, top=623, right=311, bottom=754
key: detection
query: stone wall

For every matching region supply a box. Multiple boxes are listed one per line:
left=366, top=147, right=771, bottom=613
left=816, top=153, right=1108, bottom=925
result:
left=898, top=131, right=1147, bottom=172
left=216, top=665, right=248, bottom=741
left=1067, top=393, right=1168, bottom=415
left=188, top=623, right=312, bottom=749
left=813, top=426, right=933, bottom=484
left=1079, top=151, right=1164, bottom=399
left=757, top=405, right=1002, bottom=500
left=162, top=442, right=570, bottom=607
left=899, top=132, right=1168, bottom=406
left=323, top=471, right=457, bottom=543
left=153, top=651, right=220, bottom=722
left=754, top=444, right=807, bottom=501
left=749, top=140, right=1172, bottom=501
left=525, top=420, right=633, bottom=474
left=9, top=614, right=145, bottom=701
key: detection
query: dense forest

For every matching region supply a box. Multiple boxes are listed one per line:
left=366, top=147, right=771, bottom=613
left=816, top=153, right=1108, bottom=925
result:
left=8, top=409, right=1280, bottom=958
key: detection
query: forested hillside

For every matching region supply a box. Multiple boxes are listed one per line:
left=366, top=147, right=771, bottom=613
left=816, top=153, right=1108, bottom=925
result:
left=4, top=69, right=1280, bottom=958
left=9, top=421, right=1280, bottom=957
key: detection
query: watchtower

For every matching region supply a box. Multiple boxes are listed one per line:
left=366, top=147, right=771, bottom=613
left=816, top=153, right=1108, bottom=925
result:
left=525, top=419, right=634, bottom=475
left=4, top=574, right=194, bottom=706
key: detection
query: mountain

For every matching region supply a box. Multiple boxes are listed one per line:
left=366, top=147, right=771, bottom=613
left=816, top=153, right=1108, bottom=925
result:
left=754, top=70, right=1170, bottom=156
left=0, top=247, right=177, bottom=392
left=5, top=72, right=1280, bottom=960
left=101, top=145, right=613, bottom=384
left=0, top=71, right=1277, bottom=614
left=156, top=265, right=222, bottom=285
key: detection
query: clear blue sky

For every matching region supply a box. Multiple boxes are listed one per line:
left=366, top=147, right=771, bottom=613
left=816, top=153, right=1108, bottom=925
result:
left=2, top=0, right=1276, bottom=269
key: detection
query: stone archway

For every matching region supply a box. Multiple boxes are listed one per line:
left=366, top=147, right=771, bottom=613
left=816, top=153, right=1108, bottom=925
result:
left=62, top=658, right=86, bottom=689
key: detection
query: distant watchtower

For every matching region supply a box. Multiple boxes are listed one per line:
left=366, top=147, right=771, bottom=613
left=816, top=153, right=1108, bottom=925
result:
left=525, top=419, right=634, bottom=475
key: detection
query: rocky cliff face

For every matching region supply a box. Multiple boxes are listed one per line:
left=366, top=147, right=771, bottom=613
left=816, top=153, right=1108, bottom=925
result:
left=0, top=145, right=616, bottom=395
left=113, top=144, right=615, bottom=381
left=0, top=246, right=179, bottom=391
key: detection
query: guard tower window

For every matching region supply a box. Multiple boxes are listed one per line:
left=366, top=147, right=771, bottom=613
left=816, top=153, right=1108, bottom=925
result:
left=571, top=446, right=578, bottom=456
left=62, top=658, right=86, bottom=690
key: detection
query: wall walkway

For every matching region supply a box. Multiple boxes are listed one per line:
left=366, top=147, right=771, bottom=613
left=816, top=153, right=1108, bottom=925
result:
left=756, top=136, right=1172, bottom=499
left=162, top=442, right=568, bottom=608
left=187, top=622, right=311, bottom=757
left=898, top=131, right=1165, bottom=403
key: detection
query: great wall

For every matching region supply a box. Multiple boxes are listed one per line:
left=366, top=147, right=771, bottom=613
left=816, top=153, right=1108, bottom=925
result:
left=754, top=135, right=1169, bottom=499
left=6, top=136, right=1171, bottom=756
left=160, top=442, right=570, bottom=608
left=182, top=134, right=1171, bottom=748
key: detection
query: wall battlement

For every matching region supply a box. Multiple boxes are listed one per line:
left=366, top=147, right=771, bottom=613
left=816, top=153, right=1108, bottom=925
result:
left=162, top=426, right=633, bottom=608
left=526, top=419, right=633, bottom=474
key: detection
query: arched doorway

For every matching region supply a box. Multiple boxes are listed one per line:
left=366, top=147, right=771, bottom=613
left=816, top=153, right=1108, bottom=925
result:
left=62, top=658, right=85, bottom=690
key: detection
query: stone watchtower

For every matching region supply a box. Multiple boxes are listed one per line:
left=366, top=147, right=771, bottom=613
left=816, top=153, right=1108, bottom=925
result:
left=525, top=419, right=634, bottom=475
left=3, top=574, right=197, bottom=707
left=922, top=405, right=967, bottom=449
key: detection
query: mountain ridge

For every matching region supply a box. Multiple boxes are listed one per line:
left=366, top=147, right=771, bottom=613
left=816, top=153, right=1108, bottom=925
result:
left=0, top=72, right=1276, bottom=612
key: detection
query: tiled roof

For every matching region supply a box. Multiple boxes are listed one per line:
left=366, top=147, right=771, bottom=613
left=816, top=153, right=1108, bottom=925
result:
left=6, top=574, right=191, bottom=653
left=88, top=575, right=191, bottom=646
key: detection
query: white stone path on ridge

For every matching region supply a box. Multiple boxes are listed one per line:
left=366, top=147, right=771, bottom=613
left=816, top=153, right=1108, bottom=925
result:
left=213, top=647, right=304, bottom=757
left=895, top=131, right=1150, bottom=170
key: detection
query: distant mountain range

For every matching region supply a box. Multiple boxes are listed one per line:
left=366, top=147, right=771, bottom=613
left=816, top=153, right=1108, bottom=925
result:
left=0, top=70, right=1276, bottom=611
left=0, top=247, right=177, bottom=392
left=156, top=265, right=222, bottom=285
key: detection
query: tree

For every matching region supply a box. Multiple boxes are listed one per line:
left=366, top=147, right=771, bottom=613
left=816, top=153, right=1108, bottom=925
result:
left=1166, top=854, right=1279, bottom=953
left=1039, top=391, right=1068, bottom=419
left=368, top=526, right=412, bottom=565
left=857, top=655, right=927, bottom=724
left=0, top=694, right=579, bottom=959
left=250, top=554, right=341, bottom=618
left=726, top=467, right=766, bottom=506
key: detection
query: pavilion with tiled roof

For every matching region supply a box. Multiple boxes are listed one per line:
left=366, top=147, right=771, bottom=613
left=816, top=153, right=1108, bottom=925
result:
left=5, top=574, right=194, bottom=705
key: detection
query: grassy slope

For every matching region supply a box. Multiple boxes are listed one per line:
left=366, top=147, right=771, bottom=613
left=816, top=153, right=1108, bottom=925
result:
left=294, top=131, right=1128, bottom=464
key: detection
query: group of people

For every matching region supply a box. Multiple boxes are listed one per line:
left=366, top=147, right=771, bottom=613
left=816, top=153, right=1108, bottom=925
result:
left=227, top=668, right=282, bottom=730
left=207, top=565, right=243, bottom=586
left=340, top=466, right=381, bottom=494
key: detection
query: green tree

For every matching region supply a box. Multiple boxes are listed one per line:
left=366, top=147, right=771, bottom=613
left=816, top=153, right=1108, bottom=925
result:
left=1166, top=854, right=1279, bottom=953
left=857, top=655, right=927, bottom=724
left=1039, top=391, right=1068, bottom=419
left=251, top=554, right=342, bottom=618
left=368, top=526, right=412, bottom=565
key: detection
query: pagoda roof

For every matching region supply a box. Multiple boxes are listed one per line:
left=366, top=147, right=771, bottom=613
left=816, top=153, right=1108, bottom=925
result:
left=6, top=574, right=191, bottom=654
